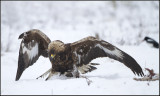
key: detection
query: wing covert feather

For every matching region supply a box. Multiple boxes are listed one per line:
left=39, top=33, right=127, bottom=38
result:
left=71, top=36, right=144, bottom=76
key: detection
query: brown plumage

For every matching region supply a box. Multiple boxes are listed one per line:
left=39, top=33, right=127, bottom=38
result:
left=16, top=29, right=51, bottom=81
left=16, top=29, right=144, bottom=81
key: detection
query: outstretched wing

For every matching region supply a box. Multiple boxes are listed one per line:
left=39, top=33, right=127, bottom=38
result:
left=16, top=29, right=51, bottom=81
left=71, top=36, right=144, bottom=76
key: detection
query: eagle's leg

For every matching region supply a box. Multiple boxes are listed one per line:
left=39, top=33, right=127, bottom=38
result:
left=73, top=64, right=92, bottom=85
left=80, top=75, right=92, bottom=86
left=72, top=65, right=80, bottom=78
left=36, top=68, right=52, bottom=79
left=45, top=70, right=58, bottom=81
left=45, top=72, right=54, bottom=81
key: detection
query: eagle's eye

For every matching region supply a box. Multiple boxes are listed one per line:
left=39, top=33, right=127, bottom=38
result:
left=51, top=54, right=56, bottom=58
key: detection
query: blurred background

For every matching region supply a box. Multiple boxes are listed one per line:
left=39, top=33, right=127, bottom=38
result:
left=1, top=1, right=159, bottom=95
left=1, top=1, right=159, bottom=53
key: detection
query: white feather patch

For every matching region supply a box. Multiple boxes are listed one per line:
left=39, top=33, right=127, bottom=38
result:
left=77, top=54, right=81, bottom=64
left=22, top=42, right=39, bottom=60
left=147, top=39, right=154, bottom=42
left=73, top=51, right=81, bottom=64
left=24, top=32, right=27, bottom=36
left=95, top=44, right=123, bottom=59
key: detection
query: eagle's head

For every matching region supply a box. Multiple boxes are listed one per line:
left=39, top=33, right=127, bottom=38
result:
left=48, top=40, right=65, bottom=60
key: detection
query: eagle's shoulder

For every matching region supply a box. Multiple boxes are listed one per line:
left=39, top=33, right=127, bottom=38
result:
left=71, top=36, right=98, bottom=46
left=34, top=29, right=51, bottom=44
left=19, top=29, right=51, bottom=44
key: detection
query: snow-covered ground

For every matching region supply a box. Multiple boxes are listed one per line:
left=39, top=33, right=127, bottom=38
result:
left=1, top=44, right=159, bottom=95
left=1, top=1, right=159, bottom=95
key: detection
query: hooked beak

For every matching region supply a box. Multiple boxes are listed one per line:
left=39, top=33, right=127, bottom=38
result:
left=51, top=54, right=56, bottom=59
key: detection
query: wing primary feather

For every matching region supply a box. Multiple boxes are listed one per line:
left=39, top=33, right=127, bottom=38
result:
left=15, top=50, right=25, bottom=81
left=71, top=36, right=144, bottom=77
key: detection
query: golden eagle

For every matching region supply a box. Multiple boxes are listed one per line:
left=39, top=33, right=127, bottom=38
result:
left=16, top=29, right=144, bottom=81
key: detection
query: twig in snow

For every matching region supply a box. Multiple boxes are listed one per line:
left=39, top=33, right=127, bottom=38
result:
left=133, top=68, right=159, bottom=81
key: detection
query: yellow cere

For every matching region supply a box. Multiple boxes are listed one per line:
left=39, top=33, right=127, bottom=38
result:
left=51, top=54, right=56, bottom=58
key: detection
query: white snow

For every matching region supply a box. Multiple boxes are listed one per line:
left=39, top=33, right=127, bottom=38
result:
left=1, top=1, right=159, bottom=95
left=1, top=46, right=159, bottom=95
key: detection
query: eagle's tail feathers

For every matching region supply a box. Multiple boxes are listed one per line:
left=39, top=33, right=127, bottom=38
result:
left=78, top=64, right=97, bottom=74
